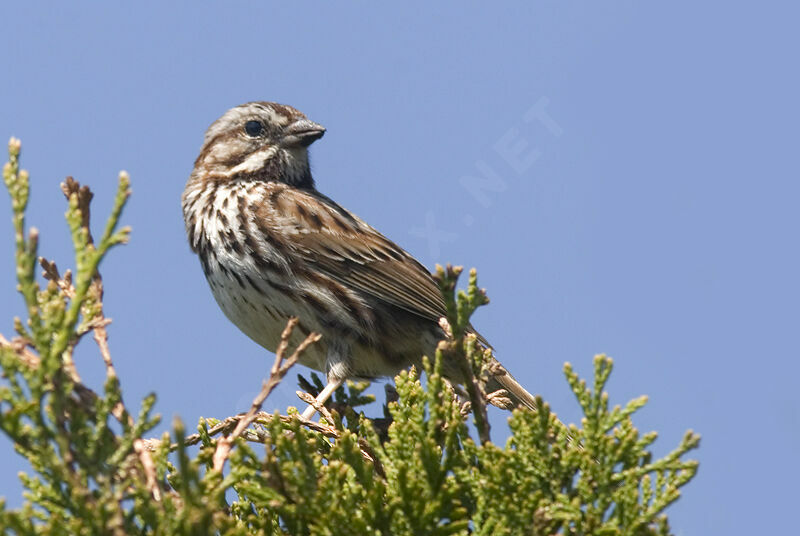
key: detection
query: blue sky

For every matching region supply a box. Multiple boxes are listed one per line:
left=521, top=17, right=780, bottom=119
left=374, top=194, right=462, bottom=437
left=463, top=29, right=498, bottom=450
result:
left=1, top=3, right=798, bottom=533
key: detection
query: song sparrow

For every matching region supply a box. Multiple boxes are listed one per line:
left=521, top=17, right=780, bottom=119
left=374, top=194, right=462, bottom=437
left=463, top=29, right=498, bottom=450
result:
left=182, top=102, right=537, bottom=417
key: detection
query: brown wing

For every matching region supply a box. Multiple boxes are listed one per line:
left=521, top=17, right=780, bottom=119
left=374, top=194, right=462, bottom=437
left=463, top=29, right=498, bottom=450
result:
left=258, top=184, right=447, bottom=323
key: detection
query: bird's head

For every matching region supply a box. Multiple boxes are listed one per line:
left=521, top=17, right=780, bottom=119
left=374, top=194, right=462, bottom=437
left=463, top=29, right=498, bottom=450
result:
left=194, top=101, right=325, bottom=188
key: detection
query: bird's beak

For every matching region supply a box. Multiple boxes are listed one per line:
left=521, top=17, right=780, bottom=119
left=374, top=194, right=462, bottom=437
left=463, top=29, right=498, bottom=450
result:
left=282, top=118, right=326, bottom=147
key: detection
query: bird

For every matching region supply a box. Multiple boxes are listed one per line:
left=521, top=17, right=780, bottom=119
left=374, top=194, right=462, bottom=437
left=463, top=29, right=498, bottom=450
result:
left=182, top=101, right=538, bottom=419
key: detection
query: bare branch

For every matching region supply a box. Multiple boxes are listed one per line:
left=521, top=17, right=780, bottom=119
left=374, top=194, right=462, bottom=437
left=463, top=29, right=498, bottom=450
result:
left=211, top=318, right=321, bottom=472
left=133, top=439, right=161, bottom=502
left=296, top=390, right=336, bottom=423
left=143, top=410, right=381, bottom=476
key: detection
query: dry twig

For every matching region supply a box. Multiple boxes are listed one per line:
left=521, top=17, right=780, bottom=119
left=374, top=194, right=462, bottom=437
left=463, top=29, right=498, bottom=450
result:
left=296, top=390, right=336, bottom=423
left=211, top=318, right=321, bottom=472
left=133, top=438, right=161, bottom=501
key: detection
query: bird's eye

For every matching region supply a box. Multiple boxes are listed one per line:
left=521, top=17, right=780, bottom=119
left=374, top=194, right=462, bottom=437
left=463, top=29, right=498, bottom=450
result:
left=244, top=120, right=264, bottom=137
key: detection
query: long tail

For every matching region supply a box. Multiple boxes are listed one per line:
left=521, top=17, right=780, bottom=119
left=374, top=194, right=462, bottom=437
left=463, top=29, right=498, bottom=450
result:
left=486, top=359, right=589, bottom=454
left=485, top=359, right=539, bottom=411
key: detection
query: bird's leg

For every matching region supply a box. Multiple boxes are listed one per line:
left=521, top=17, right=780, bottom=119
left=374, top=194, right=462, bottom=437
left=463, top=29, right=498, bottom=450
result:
left=301, top=377, right=343, bottom=420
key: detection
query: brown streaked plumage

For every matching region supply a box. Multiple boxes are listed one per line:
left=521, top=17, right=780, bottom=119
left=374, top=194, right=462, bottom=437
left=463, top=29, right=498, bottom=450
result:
left=182, top=101, right=537, bottom=417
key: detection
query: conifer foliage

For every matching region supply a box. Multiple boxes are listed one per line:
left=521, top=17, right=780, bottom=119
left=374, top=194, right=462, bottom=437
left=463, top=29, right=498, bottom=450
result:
left=0, top=139, right=699, bottom=535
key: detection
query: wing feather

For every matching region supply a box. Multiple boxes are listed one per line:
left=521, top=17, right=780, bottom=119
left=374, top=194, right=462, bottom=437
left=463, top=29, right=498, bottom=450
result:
left=257, top=184, right=447, bottom=323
